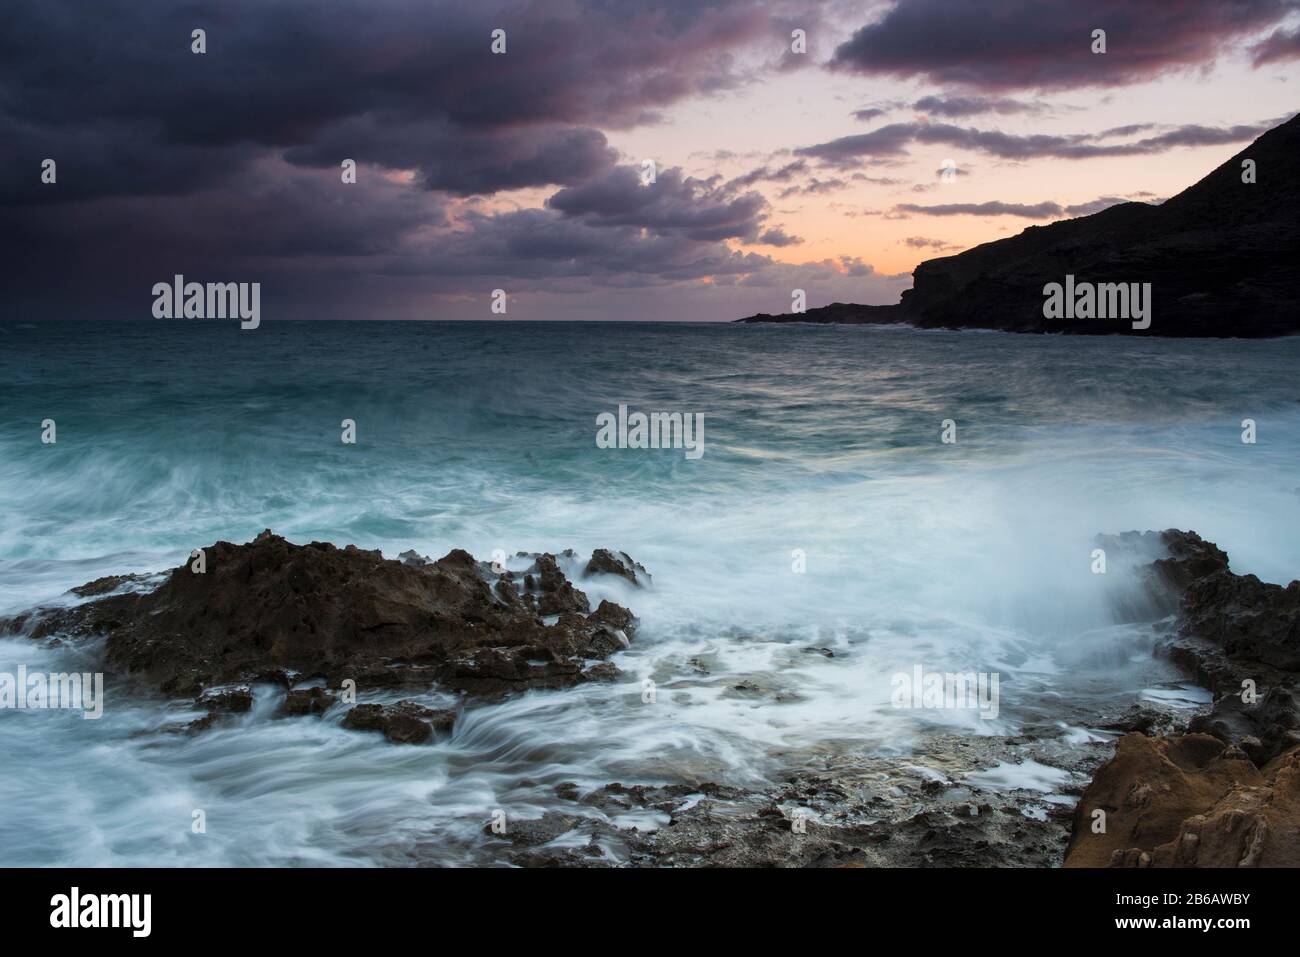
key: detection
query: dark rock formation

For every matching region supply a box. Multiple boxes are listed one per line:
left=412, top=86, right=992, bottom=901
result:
left=493, top=736, right=1094, bottom=868
left=0, top=531, right=642, bottom=706
left=523, top=553, right=591, bottom=615
left=284, top=686, right=336, bottom=716
left=198, top=685, right=253, bottom=713
left=737, top=112, right=1300, bottom=337
left=183, top=683, right=254, bottom=734
left=342, top=701, right=455, bottom=744
left=583, top=549, right=651, bottom=587
left=1066, top=529, right=1300, bottom=866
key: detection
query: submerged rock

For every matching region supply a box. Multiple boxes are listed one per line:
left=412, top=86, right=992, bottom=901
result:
left=181, top=683, right=254, bottom=734
left=198, top=685, right=253, bottom=713
left=284, top=686, right=336, bottom=716
left=497, top=736, right=1092, bottom=869
left=342, top=701, right=455, bottom=744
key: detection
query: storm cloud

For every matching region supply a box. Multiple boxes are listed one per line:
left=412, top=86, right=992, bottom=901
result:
left=831, top=0, right=1297, bottom=91
left=2, top=0, right=1292, bottom=321
left=797, top=118, right=1282, bottom=166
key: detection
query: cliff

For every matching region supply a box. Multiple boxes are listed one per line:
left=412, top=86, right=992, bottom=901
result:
left=737, top=112, right=1299, bottom=337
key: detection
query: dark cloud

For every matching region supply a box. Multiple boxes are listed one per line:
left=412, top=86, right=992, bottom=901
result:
left=724, top=160, right=809, bottom=191
left=0, top=0, right=808, bottom=320
left=384, top=206, right=775, bottom=285
left=1250, top=26, right=1300, bottom=65
left=797, top=118, right=1279, bottom=165
left=547, top=166, right=771, bottom=243
left=831, top=0, right=1296, bottom=90
left=777, top=177, right=851, bottom=198
left=282, top=118, right=618, bottom=197
left=758, top=227, right=804, bottom=246
left=2, top=0, right=1290, bottom=322
left=901, top=236, right=958, bottom=250
left=912, top=95, right=1041, bottom=117
left=1063, top=194, right=1164, bottom=215
left=894, top=201, right=1065, bottom=218
left=1063, top=196, right=1128, bottom=216
left=0, top=162, right=445, bottom=317
left=2, top=0, right=770, bottom=202
left=895, top=194, right=1163, bottom=219
left=794, top=124, right=917, bottom=166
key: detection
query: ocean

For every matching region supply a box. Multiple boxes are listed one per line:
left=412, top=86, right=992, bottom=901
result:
left=1, top=319, right=1298, bottom=865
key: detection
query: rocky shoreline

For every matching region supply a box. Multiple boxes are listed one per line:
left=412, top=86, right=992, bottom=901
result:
left=1064, top=530, right=1299, bottom=866
left=2, top=527, right=1295, bottom=866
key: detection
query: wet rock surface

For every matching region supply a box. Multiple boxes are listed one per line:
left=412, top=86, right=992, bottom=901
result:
left=284, top=686, right=337, bottom=716
left=342, top=701, right=456, bottom=744
left=583, top=549, right=651, bottom=587
left=183, top=683, right=255, bottom=734
left=1066, top=529, right=1300, bottom=867
left=1066, top=732, right=1300, bottom=867
left=487, top=731, right=1108, bottom=868
left=0, top=531, right=643, bottom=737
left=7, top=523, right=1294, bottom=866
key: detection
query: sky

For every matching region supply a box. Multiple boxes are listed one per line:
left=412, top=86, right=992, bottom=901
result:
left=2, top=0, right=1298, bottom=322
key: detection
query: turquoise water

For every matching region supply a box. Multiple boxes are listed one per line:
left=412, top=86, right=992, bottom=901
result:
left=1, top=320, right=1298, bottom=865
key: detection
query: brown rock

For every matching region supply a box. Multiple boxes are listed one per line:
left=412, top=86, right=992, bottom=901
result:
left=342, top=700, right=456, bottom=744
left=2, top=531, right=642, bottom=701
left=198, top=685, right=253, bottom=713
left=1064, top=732, right=1300, bottom=867
left=284, top=686, right=336, bottom=715
left=583, top=549, right=651, bottom=587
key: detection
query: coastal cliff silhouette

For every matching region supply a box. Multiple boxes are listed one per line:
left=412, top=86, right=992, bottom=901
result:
left=738, top=112, right=1299, bottom=337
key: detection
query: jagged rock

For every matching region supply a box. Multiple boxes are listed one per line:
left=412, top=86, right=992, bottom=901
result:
left=70, top=574, right=150, bottom=598
left=583, top=549, right=650, bottom=587
left=284, top=686, right=336, bottom=715
left=1066, top=528, right=1300, bottom=866
left=342, top=701, right=455, bottom=744
left=180, top=683, right=253, bottom=734
left=1150, top=529, right=1231, bottom=595
left=1142, top=749, right=1300, bottom=866
left=198, top=685, right=253, bottom=713
left=1065, top=733, right=1299, bottom=867
left=523, top=553, right=590, bottom=615
left=0, top=531, right=642, bottom=701
left=1181, top=570, right=1300, bottom=671
left=482, top=812, right=581, bottom=847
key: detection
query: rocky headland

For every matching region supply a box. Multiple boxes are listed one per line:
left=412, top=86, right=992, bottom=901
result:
left=736, top=112, right=1299, bottom=337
